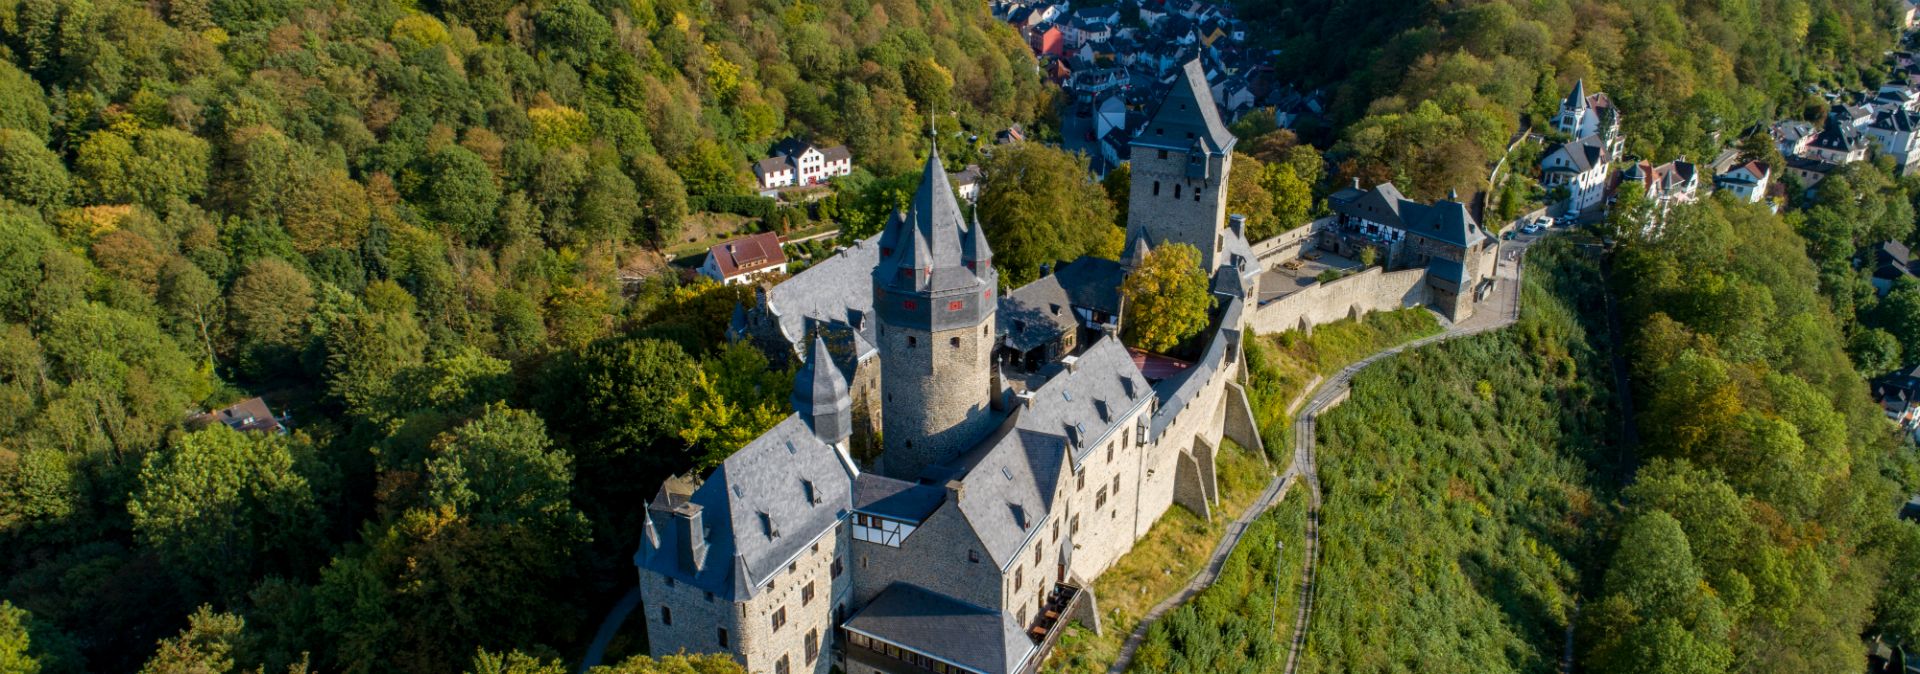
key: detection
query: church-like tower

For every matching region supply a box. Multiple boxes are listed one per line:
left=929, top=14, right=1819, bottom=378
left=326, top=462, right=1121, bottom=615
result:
left=873, top=149, right=999, bottom=480
left=1127, top=59, right=1236, bottom=272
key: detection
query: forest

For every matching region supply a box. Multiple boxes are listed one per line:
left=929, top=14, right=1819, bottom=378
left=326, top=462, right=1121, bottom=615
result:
left=0, top=0, right=1054, bottom=670
left=1228, top=0, right=1902, bottom=200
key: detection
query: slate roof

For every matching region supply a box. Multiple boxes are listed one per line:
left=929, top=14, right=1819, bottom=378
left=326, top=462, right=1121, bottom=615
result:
left=764, top=237, right=880, bottom=352
left=1133, top=59, right=1236, bottom=154
left=707, top=232, right=786, bottom=279
left=198, top=397, right=285, bottom=434
left=842, top=583, right=1035, bottom=674
left=1717, top=160, right=1770, bottom=185
left=1543, top=135, right=1607, bottom=174
left=1427, top=258, right=1468, bottom=286
left=1013, top=337, right=1154, bottom=465
left=852, top=473, right=946, bottom=522
left=1332, top=182, right=1485, bottom=249
left=1812, top=115, right=1861, bottom=152
left=877, top=150, right=989, bottom=294
left=635, top=415, right=855, bottom=600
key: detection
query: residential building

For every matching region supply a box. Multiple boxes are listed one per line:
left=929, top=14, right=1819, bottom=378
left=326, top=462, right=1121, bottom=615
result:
left=1874, top=363, right=1920, bottom=431
left=1618, top=158, right=1699, bottom=210
left=1713, top=160, right=1772, bottom=205
left=950, top=165, right=983, bottom=202
left=701, top=233, right=790, bottom=286
left=1552, top=79, right=1622, bottom=149
left=192, top=397, right=289, bottom=435
left=1866, top=106, right=1920, bottom=174
left=754, top=139, right=855, bottom=191
left=1540, top=134, right=1612, bottom=212
left=1871, top=240, right=1916, bottom=295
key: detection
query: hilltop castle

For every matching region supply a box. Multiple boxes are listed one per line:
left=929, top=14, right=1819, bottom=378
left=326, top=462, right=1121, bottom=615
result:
left=635, top=60, right=1267, bottom=674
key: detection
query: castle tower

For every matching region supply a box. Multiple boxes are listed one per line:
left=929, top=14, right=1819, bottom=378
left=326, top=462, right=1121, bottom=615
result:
left=1127, top=59, right=1236, bottom=272
left=872, top=148, right=998, bottom=479
left=793, top=333, right=851, bottom=446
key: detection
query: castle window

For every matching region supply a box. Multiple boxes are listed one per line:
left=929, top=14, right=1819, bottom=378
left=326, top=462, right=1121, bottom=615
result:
left=661, top=606, right=672, bottom=625
left=832, top=555, right=844, bottom=578
left=1034, top=543, right=1042, bottom=566
left=773, top=607, right=788, bottom=631
left=775, top=655, right=790, bottom=674
left=1015, top=567, right=1024, bottom=590
left=718, top=627, right=728, bottom=648
left=665, top=577, right=675, bottom=588
left=1152, top=180, right=1160, bottom=196
left=1195, top=189, right=1201, bottom=202
left=1077, top=471, right=1085, bottom=490
left=802, top=581, right=816, bottom=605
left=968, top=549, right=980, bottom=563
left=806, top=629, right=820, bottom=663
left=1174, top=184, right=1182, bottom=199
left=704, top=591, right=713, bottom=602
left=1095, top=487, right=1108, bottom=509
left=950, top=336, right=961, bottom=348
left=1158, top=149, right=1169, bottom=160
left=907, top=336, right=917, bottom=348
left=1107, top=444, right=1114, bottom=463
left=1113, top=474, right=1121, bottom=495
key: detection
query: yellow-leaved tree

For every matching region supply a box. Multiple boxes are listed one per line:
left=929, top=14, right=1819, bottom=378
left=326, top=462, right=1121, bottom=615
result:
left=1120, top=243, right=1214, bottom=353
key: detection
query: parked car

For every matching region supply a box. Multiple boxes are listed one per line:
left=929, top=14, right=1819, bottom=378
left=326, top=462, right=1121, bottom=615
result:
left=1522, top=221, right=1543, bottom=234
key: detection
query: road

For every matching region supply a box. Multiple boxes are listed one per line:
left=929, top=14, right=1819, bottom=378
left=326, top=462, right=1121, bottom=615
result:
left=1106, top=231, right=1542, bottom=673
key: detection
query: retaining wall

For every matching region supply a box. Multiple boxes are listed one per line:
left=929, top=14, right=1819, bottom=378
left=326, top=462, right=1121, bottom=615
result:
left=1250, top=266, right=1431, bottom=335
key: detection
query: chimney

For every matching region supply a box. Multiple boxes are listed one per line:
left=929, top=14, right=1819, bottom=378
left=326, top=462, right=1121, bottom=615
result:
left=1352, top=176, right=1361, bottom=189
left=673, top=502, right=708, bottom=574
left=1228, top=214, right=1246, bottom=236
left=1062, top=354, right=1080, bottom=373
left=945, top=479, right=967, bottom=505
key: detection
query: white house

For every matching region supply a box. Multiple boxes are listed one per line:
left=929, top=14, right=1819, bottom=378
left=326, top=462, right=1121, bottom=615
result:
left=752, top=139, right=854, bottom=191
left=699, top=232, right=789, bottom=285
left=1541, top=134, right=1611, bottom=213
left=1713, top=160, right=1772, bottom=205
left=949, top=164, right=983, bottom=202
left=1618, top=159, right=1699, bottom=221
left=1554, top=80, right=1622, bottom=153
left=1866, top=107, right=1920, bottom=174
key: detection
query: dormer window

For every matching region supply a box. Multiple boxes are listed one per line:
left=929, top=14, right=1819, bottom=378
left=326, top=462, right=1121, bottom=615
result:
left=759, top=512, right=777, bottom=539
left=801, top=479, right=816, bottom=504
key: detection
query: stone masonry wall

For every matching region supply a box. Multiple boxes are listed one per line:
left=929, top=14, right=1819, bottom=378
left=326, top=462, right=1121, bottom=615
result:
left=849, top=499, right=1003, bottom=612
left=639, top=568, right=740, bottom=665
left=878, top=318, right=997, bottom=479
left=1250, top=267, right=1431, bottom=335
left=1127, top=149, right=1229, bottom=271
left=1061, top=404, right=1153, bottom=583
left=728, top=524, right=851, bottom=674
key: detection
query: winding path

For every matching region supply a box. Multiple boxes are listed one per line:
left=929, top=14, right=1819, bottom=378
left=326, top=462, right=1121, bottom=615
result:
left=1106, top=231, right=1539, bottom=674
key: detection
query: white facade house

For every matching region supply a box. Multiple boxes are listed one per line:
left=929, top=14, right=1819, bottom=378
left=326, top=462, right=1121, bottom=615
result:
left=1713, top=160, right=1772, bottom=205
left=1866, top=107, right=1920, bottom=174
left=699, top=232, right=789, bottom=285
left=1541, top=135, right=1611, bottom=213
left=754, top=139, right=855, bottom=191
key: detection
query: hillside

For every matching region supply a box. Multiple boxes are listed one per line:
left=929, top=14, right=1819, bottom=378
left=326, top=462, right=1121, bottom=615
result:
left=1232, top=0, right=1900, bottom=199
left=0, top=0, right=1048, bottom=671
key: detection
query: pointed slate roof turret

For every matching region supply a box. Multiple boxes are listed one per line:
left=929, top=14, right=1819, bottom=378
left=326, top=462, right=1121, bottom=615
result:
left=793, top=334, right=852, bottom=445
left=1565, top=79, right=1588, bottom=110
left=876, top=147, right=979, bottom=292
left=1135, top=58, right=1236, bottom=155
left=1124, top=236, right=1153, bottom=268
left=963, top=207, right=992, bottom=272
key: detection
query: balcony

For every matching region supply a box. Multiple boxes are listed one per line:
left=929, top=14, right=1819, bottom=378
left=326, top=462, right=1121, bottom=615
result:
left=1018, top=582, right=1084, bottom=674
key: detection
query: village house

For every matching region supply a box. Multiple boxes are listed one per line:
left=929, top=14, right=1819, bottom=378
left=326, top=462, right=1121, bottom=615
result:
left=1618, top=158, right=1699, bottom=212
left=1875, top=363, right=1920, bottom=431
left=1785, top=114, right=1867, bottom=186
left=950, top=165, right=983, bottom=202
left=754, top=139, right=855, bottom=192
left=191, top=397, right=290, bottom=435
left=701, top=232, right=790, bottom=286
left=1870, top=240, right=1916, bottom=295
left=1541, top=81, right=1623, bottom=213
left=1713, top=160, right=1772, bottom=205
left=1865, top=106, right=1920, bottom=174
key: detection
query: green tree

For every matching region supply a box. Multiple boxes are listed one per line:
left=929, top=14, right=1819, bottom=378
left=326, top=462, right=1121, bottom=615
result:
left=0, top=61, right=50, bottom=140
left=324, top=309, right=428, bottom=420
left=541, top=337, right=698, bottom=466
left=417, top=146, right=500, bottom=243
left=137, top=606, right=246, bottom=674
left=1585, top=511, right=1734, bottom=674
left=574, top=164, right=640, bottom=242
left=1877, top=522, right=1920, bottom=647
left=1847, top=327, right=1902, bottom=376
left=1120, top=243, right=1214, bottom=352
left=0, top=601, right=39, bottom=674
left=977, top=143, right=1118, bottom=286
left=1103, top=163, right=1131, bottom=228
left=227, top=258, right=313, bottom=350
left=0, top=129, right=68, bottom=209
left=128, top=426, right=321, bottom=596
left=631, top=154, right=688, bottom=247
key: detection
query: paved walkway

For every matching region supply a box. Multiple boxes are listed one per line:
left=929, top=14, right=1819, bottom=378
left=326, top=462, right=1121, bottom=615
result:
left=1105, top=232, right=1540, bottom=673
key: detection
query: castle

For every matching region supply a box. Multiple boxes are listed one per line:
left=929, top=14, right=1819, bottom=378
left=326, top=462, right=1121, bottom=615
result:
left=635, top=60, right=1268, bottom=674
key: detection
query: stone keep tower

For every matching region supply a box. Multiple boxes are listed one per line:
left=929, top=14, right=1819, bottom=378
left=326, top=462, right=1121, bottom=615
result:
left=873, top=149, right=999, bottom=480
left=1127, top=59, right=1237, bottom=272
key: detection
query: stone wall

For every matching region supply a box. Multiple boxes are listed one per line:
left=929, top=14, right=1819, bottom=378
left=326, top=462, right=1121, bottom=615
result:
left=639, top=524, right=851, bottom=674
left=1250, top=267, right=1431, bottom=335
left=849, top=497, right=1003, bottom=611
left=877, top=317, right=998, bottom=479
left=730, top=524, right=851, bottom=674
left=1251, top=219, right=1325, bottom=261
left=1127, top=147, right=1230, bottom=271
left=1062, top=403, right=1154, bottom=583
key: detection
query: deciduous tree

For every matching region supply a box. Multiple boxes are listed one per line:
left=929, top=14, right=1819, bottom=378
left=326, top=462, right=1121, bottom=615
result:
left=1120, top=243, right=1213, bottom=352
